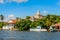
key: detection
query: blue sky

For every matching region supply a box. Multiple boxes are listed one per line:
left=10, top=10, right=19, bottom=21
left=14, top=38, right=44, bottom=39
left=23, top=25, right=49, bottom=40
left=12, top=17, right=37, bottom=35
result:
left=0, top=0, right=60, bottom=18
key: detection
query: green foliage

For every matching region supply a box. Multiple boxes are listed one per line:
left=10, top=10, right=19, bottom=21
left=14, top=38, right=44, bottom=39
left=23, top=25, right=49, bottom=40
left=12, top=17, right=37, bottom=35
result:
left=15, top=19, right=32, bottom=31
left=0, top=14, right=4, bottom=29
left=0, top=14, right=4, bottom=20
left=15, top=14, right=60, bottom=31
left=26, top=16, right=30, bottom=20
left=0, top=22, right=4, bottom=29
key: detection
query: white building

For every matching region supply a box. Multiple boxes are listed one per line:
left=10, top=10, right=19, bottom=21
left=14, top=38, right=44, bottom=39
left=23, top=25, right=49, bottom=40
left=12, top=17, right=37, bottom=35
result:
left=2, top=14, right=16, bottom=30
left=30, top=10, right=44, bottom=21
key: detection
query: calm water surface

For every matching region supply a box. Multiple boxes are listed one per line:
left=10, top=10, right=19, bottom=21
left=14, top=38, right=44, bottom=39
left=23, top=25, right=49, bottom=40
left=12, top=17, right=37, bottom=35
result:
left=0, top=30, right=60, bottom=40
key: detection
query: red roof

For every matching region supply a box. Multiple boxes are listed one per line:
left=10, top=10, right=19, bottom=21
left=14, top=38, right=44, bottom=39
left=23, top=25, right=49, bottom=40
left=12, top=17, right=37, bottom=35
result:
left=8, top=20, right=20, bottom=24
left=54, top=23, right=60, bottom=26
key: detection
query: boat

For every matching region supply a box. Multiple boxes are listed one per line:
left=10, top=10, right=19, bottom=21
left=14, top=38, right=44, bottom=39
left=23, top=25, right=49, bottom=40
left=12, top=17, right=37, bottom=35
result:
left=30, top=26, right=47, bottom=31
left=50, top=29, right=58, bottom=32
left=30, top=26, right=41, bottom=31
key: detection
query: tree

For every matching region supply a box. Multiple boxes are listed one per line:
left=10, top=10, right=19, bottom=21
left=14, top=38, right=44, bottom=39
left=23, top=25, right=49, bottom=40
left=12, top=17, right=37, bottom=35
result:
left=26, top=16, right=30, bottom=20
left=16, top=17, right=19, bottom=20
left=15, top=18, right=32, bottom=31
left=0, top=14, right=4, bottom=22
left=15, top=14, right=60, bottom=31
left=0, top=22, right=4, bottom=29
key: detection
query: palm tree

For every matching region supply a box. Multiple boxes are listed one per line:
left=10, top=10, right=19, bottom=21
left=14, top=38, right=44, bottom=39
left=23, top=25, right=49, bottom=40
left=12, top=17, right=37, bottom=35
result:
left=0, top=14, right=4, bottom=22
left=0, top=14, right=4, bottom=29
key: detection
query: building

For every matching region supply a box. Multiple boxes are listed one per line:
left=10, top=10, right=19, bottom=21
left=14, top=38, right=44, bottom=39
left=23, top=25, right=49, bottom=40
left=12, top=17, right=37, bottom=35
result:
left=2, top=14, right=20, bottom=30
left=30, top=10, right=44, bottom=21
left=50, top=23, right=60, bottom=32
left=2, top=19, right=20, bottom=30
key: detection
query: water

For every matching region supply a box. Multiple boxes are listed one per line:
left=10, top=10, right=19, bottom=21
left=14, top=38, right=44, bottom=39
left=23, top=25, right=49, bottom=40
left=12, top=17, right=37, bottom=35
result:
left=0, top=30, right=60, bottom=40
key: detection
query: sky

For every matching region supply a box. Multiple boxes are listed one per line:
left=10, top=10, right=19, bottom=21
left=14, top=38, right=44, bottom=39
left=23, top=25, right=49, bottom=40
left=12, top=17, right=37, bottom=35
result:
left=0, top=0, right=60, bottom=18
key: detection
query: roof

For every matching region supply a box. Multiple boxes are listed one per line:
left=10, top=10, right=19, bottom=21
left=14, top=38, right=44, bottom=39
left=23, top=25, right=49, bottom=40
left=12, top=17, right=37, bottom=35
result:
left=8, top=20, right=20, bottom=24
left=53, top=23, right=60, bottom=27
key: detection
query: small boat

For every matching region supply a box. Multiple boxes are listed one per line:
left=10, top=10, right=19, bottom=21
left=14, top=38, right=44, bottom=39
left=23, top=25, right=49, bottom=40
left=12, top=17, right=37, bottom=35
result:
left=30, top=26, right=41, bottom=31
left=50, top=29, right=58, bottom=32
left=30, top=26, right=47, bottom=32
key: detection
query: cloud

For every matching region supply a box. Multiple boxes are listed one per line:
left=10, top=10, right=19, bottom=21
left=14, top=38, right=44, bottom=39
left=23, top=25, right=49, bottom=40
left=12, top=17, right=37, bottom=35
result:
left=0, top=0, right=28, bottom=3
left=8, top=0, right=28, bottom=3
left=0, top=0, right=4, bottom=3
left=13, top=0, right=28, bottom=3
left=8, top=14, right=16, bottom=20
left=8, top=14, right=14, bottom=18
left=43, top=10, right=48, bottom=14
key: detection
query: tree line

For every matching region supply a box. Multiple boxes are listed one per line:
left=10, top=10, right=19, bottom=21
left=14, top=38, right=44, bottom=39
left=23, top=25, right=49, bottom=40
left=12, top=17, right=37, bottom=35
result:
left=0, top=14, right=60, bottom=31
left=15, top=14, right=60, bottom=31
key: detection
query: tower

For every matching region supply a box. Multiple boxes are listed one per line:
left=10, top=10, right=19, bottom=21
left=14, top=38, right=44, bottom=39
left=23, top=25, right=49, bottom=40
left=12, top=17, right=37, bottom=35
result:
left=36, top=10, right=40, bottom=15
left=34, top=10, right=41, bottom=19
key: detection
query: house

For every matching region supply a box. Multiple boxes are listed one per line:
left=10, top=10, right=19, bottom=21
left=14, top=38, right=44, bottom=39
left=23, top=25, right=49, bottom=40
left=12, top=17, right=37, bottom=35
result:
left=2, top=20, right=20, bottom=30
left=50, top=23, right=60, bottom=32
